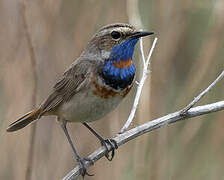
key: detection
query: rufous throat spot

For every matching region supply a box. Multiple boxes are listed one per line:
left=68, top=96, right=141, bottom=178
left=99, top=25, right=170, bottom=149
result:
left=113, top=59, right=132, bottom=69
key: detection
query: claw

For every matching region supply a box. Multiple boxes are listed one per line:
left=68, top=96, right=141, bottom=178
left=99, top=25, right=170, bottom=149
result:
left=77, top=157, right=94, bottom=177
left=101, top=139, right=118, bottom=161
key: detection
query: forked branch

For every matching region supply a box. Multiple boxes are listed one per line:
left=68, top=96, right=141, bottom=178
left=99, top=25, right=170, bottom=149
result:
left=63, top=38, right=224, bottom=179
left=63, top=101, right=224, bottom=180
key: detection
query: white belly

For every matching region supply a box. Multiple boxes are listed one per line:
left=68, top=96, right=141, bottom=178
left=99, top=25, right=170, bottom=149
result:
left=57, top=88, right=123, bottom=122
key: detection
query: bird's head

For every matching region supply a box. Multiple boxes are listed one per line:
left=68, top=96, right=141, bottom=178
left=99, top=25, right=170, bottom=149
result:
left=84, top=23, right=154, bottom=90
left=86, top=23, right=154, bottom=60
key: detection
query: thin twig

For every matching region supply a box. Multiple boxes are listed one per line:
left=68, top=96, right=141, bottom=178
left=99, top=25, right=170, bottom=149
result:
left=120, top=37, right=158, bottom=133
left=180, top=70, right=224, bottom=115
left=140, top=35, right=146, bottom=66
left=62, top=32, right=224, bottom=180
left=63, top=100, right=224, bottom=180
left=63, top=49, right=224, bottom=179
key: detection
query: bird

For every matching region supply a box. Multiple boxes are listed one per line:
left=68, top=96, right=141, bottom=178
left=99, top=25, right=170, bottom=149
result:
left=7, top=23, right=154, bottom=177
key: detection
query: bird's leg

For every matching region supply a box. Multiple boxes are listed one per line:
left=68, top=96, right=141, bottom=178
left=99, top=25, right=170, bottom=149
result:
left=60, top=120, right=94, bottom=177
left=82, top=122, right=118, bottom=161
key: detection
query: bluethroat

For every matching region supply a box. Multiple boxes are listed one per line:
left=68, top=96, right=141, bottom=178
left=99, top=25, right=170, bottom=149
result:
left=7, top=23, right=154, bottom=176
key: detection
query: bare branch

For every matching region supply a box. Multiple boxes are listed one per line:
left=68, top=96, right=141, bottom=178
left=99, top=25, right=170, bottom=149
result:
left=140, top=35, right=146, bottom=66
left=63, top=100, right=224, bottom=180
left=180, top=70, right=224, bottom=114
left=120, top=37, right=158, bottom=133
left=62, top=33, right=224, bottom=180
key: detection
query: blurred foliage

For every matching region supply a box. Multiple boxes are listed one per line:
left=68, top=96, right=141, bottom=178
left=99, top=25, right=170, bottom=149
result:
left=0, top=0, right=224, bottom=179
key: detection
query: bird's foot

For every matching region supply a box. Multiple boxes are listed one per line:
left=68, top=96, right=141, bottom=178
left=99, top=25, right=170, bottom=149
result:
left=100, top=139, right=118, bottom=161
left=77, top=157, right=94, bottom=177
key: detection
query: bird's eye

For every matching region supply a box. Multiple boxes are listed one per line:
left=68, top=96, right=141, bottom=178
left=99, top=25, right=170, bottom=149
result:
left=111, top=31, right=121, bottom=40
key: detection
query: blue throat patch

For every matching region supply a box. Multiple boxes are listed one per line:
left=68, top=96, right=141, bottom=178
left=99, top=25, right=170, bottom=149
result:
left=101, top=38, right=139, bottom=90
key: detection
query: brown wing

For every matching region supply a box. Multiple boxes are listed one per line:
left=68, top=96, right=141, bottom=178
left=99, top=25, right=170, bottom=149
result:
left=40, top=58, right=94, bottom=115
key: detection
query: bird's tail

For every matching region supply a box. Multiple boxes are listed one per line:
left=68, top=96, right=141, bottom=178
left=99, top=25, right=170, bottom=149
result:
left=7, top=108, right=41, bottom=132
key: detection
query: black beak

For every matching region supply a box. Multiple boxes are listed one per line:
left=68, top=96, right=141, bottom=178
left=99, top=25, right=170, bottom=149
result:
left=130, top=31, right=154, bottom=38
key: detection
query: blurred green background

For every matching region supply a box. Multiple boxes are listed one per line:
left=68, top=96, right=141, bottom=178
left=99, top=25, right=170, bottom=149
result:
left=0, top=0, right=224, bottom=179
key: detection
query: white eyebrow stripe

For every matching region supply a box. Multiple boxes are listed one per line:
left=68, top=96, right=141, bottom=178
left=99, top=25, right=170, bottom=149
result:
left=100, top=27, right=133, bottom=35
